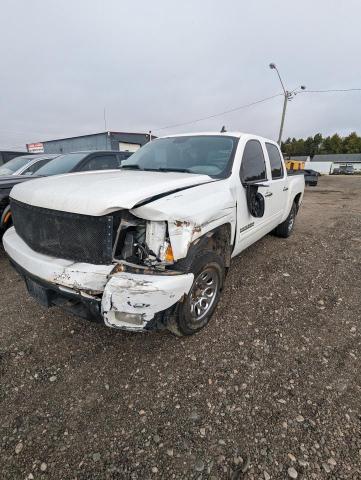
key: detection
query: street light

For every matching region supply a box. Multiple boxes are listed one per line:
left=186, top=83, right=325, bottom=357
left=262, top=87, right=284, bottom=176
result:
left=269, top=63, right=306, bottom=145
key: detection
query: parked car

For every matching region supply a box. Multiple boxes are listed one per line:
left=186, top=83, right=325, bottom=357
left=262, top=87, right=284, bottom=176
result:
left=340, top=165, right=354, bottom=175
left=0, top=151, right=32, bottom=167
left=303, top=169, right=320, bottom=186
left=0, top=150, right=133, bottom=234
left=0, top=154, right=58, bottom=176
left=333, top=165, right=354, bottom=175
left=3, top=132, right=305, bottom=336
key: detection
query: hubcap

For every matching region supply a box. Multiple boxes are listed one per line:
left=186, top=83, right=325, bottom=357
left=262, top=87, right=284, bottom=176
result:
left=189, top=267, right=219, bottom=322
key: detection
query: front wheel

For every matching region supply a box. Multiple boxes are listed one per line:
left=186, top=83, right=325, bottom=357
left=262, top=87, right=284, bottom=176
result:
left=170, top=251, right=225, bottom=336
left=273, top=202, right=297, bottom=238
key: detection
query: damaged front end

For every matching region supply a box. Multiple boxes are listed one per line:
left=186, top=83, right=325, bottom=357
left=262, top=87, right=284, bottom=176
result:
left=101, top=210, right=195, bottom=331
left=3, top=204, right=196, bottom=332
left=4, top=178, right=235, bottom=332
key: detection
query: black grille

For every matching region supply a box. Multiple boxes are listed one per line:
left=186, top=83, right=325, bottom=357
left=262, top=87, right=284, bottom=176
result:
left=11, top=199, right=115, bottom=265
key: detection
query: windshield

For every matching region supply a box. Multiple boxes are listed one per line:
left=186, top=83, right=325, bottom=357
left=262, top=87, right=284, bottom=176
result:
left=34, top=152, right=89, bottom=176
left=121, top=135, right=238, bottom=178
left=0, top=155, right=32, bottom=175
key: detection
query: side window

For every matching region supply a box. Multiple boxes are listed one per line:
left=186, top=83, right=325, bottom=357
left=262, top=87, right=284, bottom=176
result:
left=266, top=143, right=284, bottom=179
left=81, top=154, right=121, bottom=171
left=22, top=158, right=51, bottom=175
left=240, top=140, right=267, bottom=183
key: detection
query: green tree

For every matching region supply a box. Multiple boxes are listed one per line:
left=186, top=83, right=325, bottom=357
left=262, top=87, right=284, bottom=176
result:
left=282, top=132, right=360, bottom=156
left=342, top=132, right=361, bottom=153
left=312, top=133, right=323, bottom=156
left=329, top=134, right=343, bottom=154
left=321, top=136, right=332, bottom=154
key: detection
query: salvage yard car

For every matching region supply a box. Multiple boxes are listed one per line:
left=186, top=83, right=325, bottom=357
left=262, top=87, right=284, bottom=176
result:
left=0, top=150, right=132, bottom=235
left=3, top=133, right=305, bottom=336
left=0, top=153, right=58, bottom=176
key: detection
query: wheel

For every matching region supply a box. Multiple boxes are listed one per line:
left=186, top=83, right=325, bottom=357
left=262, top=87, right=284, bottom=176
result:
left=169, top=251, right=225, bottom=336
left=273, top=202, right=297, bottom=238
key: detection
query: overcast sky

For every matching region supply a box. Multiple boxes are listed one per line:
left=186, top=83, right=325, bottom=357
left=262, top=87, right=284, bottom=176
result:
left=1, top=0, right=361, bottom=149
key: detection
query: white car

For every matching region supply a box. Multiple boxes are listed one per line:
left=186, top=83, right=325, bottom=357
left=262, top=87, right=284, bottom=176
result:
left=3, top=132, right=305, bottom=336
left=0, top=154, right=58, bottom=176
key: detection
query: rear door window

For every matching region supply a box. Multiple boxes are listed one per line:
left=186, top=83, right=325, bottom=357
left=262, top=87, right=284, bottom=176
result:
left=240, top=140, right=267, bottom=183
left=266, top=143, right=284, bottom=179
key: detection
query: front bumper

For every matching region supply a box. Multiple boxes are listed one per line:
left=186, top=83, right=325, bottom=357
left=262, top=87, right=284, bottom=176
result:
left=3, top=228, right=194, bottom=331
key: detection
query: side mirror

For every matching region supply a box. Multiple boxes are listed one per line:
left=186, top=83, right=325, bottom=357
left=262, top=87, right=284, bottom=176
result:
left=245, top=184, right=265, bottom=218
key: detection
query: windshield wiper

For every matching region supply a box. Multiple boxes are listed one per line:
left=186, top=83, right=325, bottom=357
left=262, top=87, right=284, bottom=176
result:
left=120, top=164, right=142, bottom=170
left=157, top=167, right=192, bottom=173
left=120, top=165, right=192, bottom=173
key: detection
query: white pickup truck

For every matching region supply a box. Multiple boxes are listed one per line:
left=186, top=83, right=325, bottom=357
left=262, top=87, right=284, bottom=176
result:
left=3, top=132, right=304, bottom=336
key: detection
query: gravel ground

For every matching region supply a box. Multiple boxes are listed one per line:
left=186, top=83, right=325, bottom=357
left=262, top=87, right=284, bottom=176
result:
left=0, top=176, right=360, bottom=480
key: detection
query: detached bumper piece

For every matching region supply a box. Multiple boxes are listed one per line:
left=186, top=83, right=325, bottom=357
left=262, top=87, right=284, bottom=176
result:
left=102, top=272, right=194, bottom=331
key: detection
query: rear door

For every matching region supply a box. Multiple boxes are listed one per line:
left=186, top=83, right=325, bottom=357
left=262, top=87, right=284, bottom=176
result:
left=263, top=142, right=289, bottom=223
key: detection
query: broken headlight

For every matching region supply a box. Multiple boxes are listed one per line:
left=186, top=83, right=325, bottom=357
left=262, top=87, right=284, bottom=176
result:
left=113, top=213, right=174, bottom=266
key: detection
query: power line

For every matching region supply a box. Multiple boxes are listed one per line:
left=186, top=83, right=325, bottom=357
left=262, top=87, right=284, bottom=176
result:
left=302, top=88, right=361, bottom=93
left=154, top=93, right=283, bottom=131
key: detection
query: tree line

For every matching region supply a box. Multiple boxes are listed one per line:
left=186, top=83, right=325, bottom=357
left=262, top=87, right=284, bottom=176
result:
left=281, top=132, right=361, bottom=158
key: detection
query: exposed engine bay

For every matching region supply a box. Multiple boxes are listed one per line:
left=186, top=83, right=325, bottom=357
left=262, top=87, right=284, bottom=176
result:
left=114, top=211, right=174, bottom=269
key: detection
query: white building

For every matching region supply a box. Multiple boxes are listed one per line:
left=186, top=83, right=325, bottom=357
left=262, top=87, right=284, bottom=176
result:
left=311, top=154, right=361, bottom=173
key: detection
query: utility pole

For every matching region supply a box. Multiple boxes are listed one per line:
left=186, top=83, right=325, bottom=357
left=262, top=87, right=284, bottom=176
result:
left=269, top=63, right=306, bottom=145
left=103, top=107, right=107, bottom=131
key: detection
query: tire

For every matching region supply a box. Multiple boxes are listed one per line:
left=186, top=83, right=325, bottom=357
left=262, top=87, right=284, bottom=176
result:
left=273, top=202, right=297, bottom=238
left=169, top=251, right=225, bottom=336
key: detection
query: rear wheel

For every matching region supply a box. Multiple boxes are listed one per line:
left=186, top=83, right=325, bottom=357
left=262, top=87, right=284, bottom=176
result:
left=169, top=251, right=225, bottom=336
left=273, top=202, right=297, bottom=238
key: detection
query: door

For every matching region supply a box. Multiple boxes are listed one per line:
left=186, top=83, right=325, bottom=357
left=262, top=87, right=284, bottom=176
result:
left=234, top=139, right=274, bottom=255
left=263, top=142, right=289, bottom=223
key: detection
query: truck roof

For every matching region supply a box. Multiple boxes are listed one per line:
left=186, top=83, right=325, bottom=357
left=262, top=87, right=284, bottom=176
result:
left=160, top=131, right=277, bottom=144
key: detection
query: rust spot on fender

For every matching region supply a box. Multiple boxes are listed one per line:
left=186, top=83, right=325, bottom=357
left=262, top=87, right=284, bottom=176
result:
left=174, top=220, right=201, bottom=232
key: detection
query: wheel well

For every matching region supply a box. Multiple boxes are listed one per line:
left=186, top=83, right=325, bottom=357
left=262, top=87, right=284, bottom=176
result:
left=193, top=224, right=232, bottom=267
left=294, top=193, right=302, bottom=211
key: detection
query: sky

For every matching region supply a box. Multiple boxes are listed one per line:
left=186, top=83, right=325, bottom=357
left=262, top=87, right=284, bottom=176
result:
left=1, top=0, right=361, bottom=149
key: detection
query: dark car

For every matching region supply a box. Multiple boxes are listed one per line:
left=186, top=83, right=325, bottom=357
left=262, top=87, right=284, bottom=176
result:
left=0, top=150, right=132, bottom=234
left=339, top=165, right=354, bottom=175
left=304, top=169, right=320, bottom=186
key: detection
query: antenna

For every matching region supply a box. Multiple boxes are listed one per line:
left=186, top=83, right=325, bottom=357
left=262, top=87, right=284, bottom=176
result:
left=221, top=125, right=227, bottom=133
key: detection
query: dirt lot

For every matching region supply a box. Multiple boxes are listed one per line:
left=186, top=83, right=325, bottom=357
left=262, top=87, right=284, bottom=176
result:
left=0, top=176, right=360, bottom=480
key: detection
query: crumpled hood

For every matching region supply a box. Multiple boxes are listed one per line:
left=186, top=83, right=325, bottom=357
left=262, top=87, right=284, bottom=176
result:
left=10, top=170, right=215, bottom=215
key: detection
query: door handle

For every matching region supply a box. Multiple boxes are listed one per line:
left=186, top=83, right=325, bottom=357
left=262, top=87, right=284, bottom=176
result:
left=283, top=187, right=289, bottom=191
left=264, top=192, right=273, bottom=197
